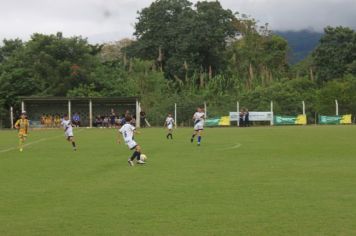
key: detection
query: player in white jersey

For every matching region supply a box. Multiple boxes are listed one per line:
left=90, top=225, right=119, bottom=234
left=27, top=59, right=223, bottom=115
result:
left=191, top=107, right=205, bottom=146
left=164, top=113, right=174, bottom=139
left=118, top=115, right=145, bottom=166
left=61, top=114, right=77, bottom=151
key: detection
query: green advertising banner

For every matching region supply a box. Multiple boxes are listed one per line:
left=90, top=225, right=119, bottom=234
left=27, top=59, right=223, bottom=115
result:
left=205, top=118, right=220, bottom=127
left=274, top=115, right=307, bottom=125
left=205, top=116, right=231, bottom=127
left=319, top=115, right=352, bottom=124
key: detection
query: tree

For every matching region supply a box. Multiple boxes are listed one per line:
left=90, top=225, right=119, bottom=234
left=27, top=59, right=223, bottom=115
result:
left=226, top=27, right=288, bottom=90
left=312, top=26, right=356, bottom=82
left=127, top=0, right=238, bottom=80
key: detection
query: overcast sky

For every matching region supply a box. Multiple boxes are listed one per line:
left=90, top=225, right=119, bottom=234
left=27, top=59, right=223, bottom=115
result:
left=0, top=0, right=355, bottom=43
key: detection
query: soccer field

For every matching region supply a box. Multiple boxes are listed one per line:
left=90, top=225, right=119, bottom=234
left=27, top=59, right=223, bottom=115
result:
left=0, top=126, right=356, bottom=235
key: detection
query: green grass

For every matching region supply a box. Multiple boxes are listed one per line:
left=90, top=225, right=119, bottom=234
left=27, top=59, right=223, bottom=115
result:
left=1, top=126, right=356, bottom=235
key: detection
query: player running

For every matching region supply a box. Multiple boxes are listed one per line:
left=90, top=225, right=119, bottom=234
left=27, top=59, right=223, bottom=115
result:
left=164, top=113, right=174, bottom=139
left=191, top=107, right=205, bottom=146
left=118, top=115, right=145, bottom=166
left=14, top=112, right=29, bottom=152
left=61, top=114, right=77, bottom=151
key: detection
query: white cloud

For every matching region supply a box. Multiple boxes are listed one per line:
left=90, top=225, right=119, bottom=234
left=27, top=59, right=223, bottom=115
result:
left=0, top=0, right=355, bottom=43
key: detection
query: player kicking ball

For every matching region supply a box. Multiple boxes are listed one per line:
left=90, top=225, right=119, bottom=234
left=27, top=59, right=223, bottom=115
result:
left=191, top=107, right=205, bottom=146
left=164, top=113, right=174, bottom=139
left=118, top=115, right=145, bottom=166
left=14, top=112, right=29, bottom=152
left=61, top=114, right=77, bottom=151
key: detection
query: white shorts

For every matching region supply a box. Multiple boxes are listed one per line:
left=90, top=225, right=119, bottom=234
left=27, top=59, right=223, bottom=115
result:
left=125, top=139, right=137, bottom=150
left=65, top=131, right=74, bottom=138
left=194, top=122, right=204, bottom=131
left=167, top=124, right=173, bottom=130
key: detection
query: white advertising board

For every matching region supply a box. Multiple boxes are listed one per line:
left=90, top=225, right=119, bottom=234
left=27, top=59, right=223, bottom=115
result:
left=249, top=112, right=273, bottom=121
left=229, top=112, right=239, bottom=121
left=229, top=111, right=273, bottom=122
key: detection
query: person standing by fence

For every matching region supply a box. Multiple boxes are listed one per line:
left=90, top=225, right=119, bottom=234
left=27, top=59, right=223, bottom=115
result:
left=72, top=113, right=80, bottom=127
left=239, top=109, right=244, bottom=127
left=140, top=110, right=146, bottom=127
left=244, top=108, right=250, bottom=127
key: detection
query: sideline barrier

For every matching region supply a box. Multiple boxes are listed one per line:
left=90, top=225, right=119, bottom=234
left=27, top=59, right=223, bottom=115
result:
left=274, top=115, right=307, bottom=125
left=205, top=116, right=231, bottom=127
left=319, top=115, right=352, bottom=124
left=230, top=111, right=274, bottom=125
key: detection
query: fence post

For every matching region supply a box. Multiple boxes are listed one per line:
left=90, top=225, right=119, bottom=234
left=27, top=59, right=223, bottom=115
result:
left=270, top=101, right=274, bottom=126
left=10, top=106, right=14, bottom=129
left=237, top=101, right=240, bottom=127
left=335, top=100, right=339, bottom=116
left=68, top=100, right=71, bottom=119
left=174, top=103, right=177, bottom=129
left=136, top=100, right=140, bottom=128
left=89, top=99, right=93, bottom=128
left=302, top=101, right=306, bottom=115
left=204, top=102, right=207, bottom=119
left=21, top=101, right=25, bottom=113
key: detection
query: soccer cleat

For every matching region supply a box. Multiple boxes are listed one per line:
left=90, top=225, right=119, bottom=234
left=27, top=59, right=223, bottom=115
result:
left=190, top=138, right=194, bottom=143
left=73, top=147, right=77, bottom=151
left=137, top=160, right=146, bottom=164
left=128, top=160, right=134, bottom=166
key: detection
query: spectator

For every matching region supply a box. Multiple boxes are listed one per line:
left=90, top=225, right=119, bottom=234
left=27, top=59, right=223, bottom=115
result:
left=40, top=113, right=46, bottom=127
left=244, top=108, right=250, bottom=127
left=239, top=109, right=244, bottom=127
left=72, top=113, right=80, bottom=127
left=94, top=116, right=102, bottom=127
left=110, top=109, right=116, bottom=128
left=140, top=110, right=146, bottom=127
left=131, top=115, right=136, bottom=126
left=120, top=113, right=126, bottom=126
left=102, top=116, right=109, bottom=128
left=54, top=114, right=61, bottom=128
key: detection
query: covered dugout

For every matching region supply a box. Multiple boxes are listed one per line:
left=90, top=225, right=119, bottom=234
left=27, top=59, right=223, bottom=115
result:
left=20, top=97, right=141, bottom=127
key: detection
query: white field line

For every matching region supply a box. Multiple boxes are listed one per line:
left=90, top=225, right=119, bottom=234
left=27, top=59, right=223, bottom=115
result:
left=218, top=143, right=242, bottom=151
left=0, top=129, right=84, bottom=154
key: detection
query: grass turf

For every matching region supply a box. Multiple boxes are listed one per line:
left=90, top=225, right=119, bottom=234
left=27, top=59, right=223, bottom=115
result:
left=0, top=126, right=356, bottom=235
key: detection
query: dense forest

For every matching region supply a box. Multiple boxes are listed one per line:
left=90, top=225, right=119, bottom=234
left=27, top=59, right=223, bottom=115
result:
left=1, top=0, right=356, bottom=127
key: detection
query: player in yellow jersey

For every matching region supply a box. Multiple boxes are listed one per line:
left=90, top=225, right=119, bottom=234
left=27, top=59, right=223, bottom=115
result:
left=14, top=112, right=29, bottom=152
left=54, top=114, right=61, bottom=128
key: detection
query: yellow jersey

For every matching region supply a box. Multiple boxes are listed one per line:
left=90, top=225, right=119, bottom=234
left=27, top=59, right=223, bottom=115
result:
left=15, top=119, right=29, bottom=136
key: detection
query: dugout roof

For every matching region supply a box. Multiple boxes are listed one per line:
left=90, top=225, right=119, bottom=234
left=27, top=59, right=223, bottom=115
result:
left=20, top=97, right=138, bottom=103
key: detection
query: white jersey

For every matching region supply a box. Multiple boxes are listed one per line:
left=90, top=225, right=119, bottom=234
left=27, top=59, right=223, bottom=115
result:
left=119, top=123, right=135, bottom=141
left=61, top=119, right=73, bottom=137
left=119, top=123, right=137, bottom=149
left=193, top=112, right=205, bottom=130
left=193, top=112, right=205, bottom=125
left=166, top=117, right=174, bottom=129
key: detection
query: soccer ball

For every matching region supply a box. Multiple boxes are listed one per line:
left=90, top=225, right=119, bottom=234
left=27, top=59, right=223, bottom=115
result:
left=140, top=154, right=147, bottom=161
